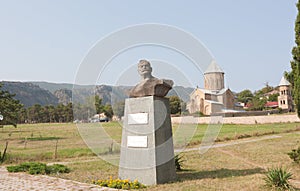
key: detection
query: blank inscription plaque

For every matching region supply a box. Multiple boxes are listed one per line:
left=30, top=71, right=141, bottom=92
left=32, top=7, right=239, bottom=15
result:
left=128, top=113, right=148, bottom=125
left=127, top=136, right=148, bottom=148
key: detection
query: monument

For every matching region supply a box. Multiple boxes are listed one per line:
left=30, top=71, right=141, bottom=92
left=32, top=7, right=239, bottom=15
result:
left=119, top=60, right=177, bottom=185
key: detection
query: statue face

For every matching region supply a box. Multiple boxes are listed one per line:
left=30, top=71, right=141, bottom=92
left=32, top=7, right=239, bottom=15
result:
left=138, top=62, right=152, bottom=76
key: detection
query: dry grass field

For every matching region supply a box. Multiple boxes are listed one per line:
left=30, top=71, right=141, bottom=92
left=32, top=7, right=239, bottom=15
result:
left=0, top=122, right=300, bottom=190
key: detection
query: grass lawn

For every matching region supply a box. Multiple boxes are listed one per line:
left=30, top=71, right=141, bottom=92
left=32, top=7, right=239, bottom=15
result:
left=0, top=122, right=299, bottom=190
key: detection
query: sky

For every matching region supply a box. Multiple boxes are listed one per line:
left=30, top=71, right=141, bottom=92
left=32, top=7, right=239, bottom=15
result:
left=0, top=0, right=298, bottom=92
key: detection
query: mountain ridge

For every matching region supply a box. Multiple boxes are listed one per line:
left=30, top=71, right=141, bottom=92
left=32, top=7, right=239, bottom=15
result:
left=1, top=81, right=194, bottom=107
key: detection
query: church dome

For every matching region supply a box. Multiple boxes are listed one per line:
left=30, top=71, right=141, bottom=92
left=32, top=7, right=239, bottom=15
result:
left=204, top=60, right=225, bottom=91
left=204, top=60, right=224, bottom=74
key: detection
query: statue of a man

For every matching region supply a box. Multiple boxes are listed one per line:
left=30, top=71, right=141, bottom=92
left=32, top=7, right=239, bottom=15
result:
left=129, top=60, right=173, bottom=98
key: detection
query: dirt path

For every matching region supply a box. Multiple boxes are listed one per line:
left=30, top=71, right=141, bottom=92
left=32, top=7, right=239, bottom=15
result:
left=175, top=135, right=282, bottom=153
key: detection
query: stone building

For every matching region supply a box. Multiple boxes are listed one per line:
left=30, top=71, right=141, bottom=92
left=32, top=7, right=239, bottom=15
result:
left=277, top=76, right=294, bottom=111
left=187, top=61, right=236, bottom=115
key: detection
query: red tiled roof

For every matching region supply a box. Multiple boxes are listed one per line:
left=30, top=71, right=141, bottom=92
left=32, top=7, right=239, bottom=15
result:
left=265, top=101, right=278, bottom=107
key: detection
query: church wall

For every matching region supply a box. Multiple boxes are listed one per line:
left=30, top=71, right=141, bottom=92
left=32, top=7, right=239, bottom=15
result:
left=205, top=101, right=223, bottom=115
left=223, top=90, right=235, bottom=109
left=187, top=89, right=205, bottom=114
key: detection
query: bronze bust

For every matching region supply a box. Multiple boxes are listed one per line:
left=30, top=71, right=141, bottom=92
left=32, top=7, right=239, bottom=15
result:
left=129, top=60, right=173, bottom=98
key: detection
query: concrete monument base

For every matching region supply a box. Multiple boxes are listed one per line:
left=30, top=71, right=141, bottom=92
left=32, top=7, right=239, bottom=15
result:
left=119, top=96, right=177, bottom=185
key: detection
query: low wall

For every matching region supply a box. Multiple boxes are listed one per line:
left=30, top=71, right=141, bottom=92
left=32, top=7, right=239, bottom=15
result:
left=171, top=114, right=300, bottom=125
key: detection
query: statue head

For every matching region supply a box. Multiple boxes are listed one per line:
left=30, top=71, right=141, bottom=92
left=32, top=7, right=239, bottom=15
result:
left=138, top=60, right=153, bottom=79
left=129, top=59, right=173, bottom=98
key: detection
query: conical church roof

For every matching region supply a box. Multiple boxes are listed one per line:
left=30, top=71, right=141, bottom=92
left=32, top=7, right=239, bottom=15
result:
left=279, top=76, right=290, bottom=86
left=204, top=60, right=224, bottom=74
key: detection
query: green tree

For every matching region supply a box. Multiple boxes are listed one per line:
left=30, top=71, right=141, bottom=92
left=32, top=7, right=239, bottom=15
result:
left=237, top=89, right=253, bottom=103
left=268, top=93, right=279, bottom=102
left=103, top=104, right=113, bottom=119
left=65, top=103, right=73, bottom=122
left=27, top=104, right=43, bottom=123
left=247, top=97, right=267, bottom=111
left=255, top=84, right=274, bottom=97
left=169, top=96, right=183, bottom=114
left=94, top=95, right=104, bottom=114
left=18, top=107, right=27, bottom=124
left=94, top=95, right=113, bottom=119
left=0, top=84, right=23, bottom=127
left=287, top=1, right=300, bottom=117
left=113, top=101, right=125, bottom=118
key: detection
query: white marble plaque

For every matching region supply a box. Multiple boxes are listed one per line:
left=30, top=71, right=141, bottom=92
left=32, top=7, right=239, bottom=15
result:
left=128, top=113, right=148, bottom=125
left=127, top=136, right=148, bottom=148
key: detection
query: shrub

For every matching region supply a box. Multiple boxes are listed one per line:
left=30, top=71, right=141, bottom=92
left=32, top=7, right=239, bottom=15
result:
left=28, top=162, right=47, bottom=175
left=92, top=177, right=146, bottom=190
left=287, top=146, right=300, bottom=164
left=264, top=167, right=293, bottom=190
left=174, top=153, right=185, bottom=171
left=235, top=134, right=251, bottom=139
left=7, top=162, right=38, bottom=172
left=6, top=165, right=26, bottom=173
left=46, top=164, right=70, bottom=174
left=6, top=162, right=70, bottom=175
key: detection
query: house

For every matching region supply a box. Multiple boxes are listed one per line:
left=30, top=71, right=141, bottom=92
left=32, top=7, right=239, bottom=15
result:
left=264, top=101, right=278, bottom=109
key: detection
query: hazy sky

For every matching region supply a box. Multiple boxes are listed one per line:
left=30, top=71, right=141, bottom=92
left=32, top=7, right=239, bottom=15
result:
left=0, top=0, right=297, bottom=92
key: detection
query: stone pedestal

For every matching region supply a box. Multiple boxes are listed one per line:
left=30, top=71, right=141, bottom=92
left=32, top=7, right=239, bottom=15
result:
left=119, top=96, right=177, bottom=185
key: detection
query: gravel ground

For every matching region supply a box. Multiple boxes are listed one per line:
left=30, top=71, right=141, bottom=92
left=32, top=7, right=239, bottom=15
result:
left=0, top=166, right=119, bottom=191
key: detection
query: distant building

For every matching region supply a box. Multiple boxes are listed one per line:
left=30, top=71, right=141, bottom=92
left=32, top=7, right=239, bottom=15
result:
left=264, top=101, right=278, bottom=109
left=263, top=89, right=279, bottom=100
left=277, top=76, right=294, bottom=111
left=187, top=61, right=237, bottom=115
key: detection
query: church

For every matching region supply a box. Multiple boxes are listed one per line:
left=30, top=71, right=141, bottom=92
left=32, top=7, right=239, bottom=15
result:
left=187, top=61, right=237, bottom=115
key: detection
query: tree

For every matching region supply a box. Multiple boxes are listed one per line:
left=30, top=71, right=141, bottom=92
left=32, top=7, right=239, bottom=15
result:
left=256, top=85, right=274, bottom=96
left=103, top=104, right=113, bottom=119
left=268, top=93, right=279, bottom=102
left=287, top=1, right=300, bottom=117
left=27, top=104, right=43, bottom=123
left=113, top=101, right=125, bottom=118
left=168, top=96, right=183, bottom=114
left=0, top=83, right=23, bottom=127
left=95, top=95, right=113, bottom=119
left=18, top=107, right=27, bottom=124
left=237, top=89, right=253, bottom=103
left=94, top=95, right=104, bottom=114
left=247, top=97, right=267, bottom=111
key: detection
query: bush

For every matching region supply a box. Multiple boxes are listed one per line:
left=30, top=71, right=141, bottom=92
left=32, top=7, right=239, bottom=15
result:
left=7, top=162, right=38, bottom=173
left=46, top=164, right=70, bottom=174
left=6, top=165, right=26, bottom=173
left=92, top=177, right=146, bottom=190
left=235, top=134, right=251, bottom=139
left=264, top=167, right=293, bottom=190
left=28, top=162, right=47, bottom=175
left=7, top=162, right=70, bottom=175
left=174, top=153, right=185, bottom=171
left=287, top=146, right=300, bottom=164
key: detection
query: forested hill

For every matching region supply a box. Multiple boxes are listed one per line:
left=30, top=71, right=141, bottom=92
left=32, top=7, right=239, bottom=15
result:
left=1, top=81, right=194, bottom=107
left=1, top=81, right=58, bottom=107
